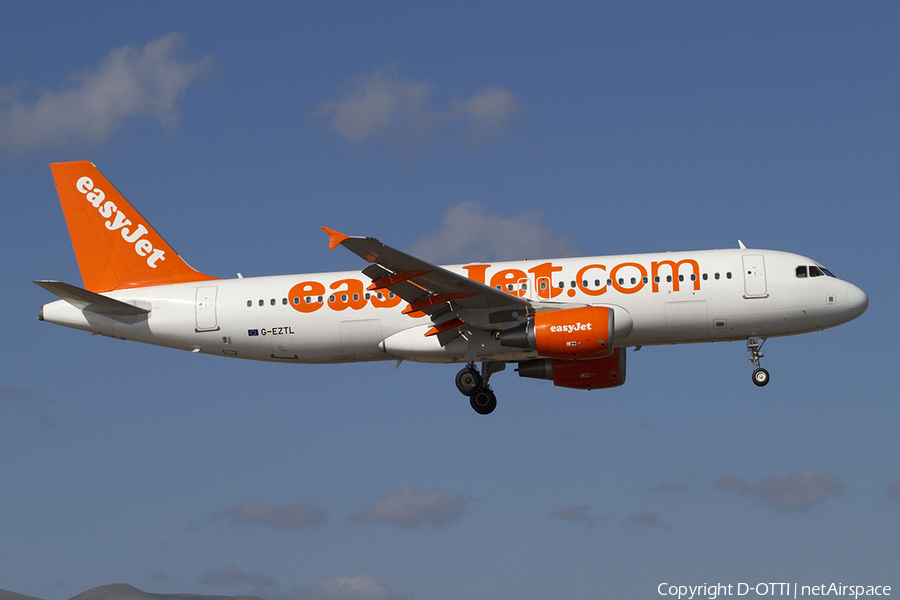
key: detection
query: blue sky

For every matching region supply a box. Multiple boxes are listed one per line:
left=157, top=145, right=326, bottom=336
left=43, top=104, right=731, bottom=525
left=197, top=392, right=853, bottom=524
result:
left=1, top=2, right=897, bottom=599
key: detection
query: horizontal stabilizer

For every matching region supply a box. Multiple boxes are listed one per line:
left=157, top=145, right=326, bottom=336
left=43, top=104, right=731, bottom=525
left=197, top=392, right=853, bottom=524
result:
left=34, top=280, right=150, bottom=316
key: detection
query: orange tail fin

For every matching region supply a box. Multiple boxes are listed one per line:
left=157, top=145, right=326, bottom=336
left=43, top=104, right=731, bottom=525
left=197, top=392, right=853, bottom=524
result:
left=50, top=161, right=218, bottom=293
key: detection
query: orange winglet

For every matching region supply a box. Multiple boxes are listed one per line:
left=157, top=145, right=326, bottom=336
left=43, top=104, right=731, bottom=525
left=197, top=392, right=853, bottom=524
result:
left=367, top=270, right=431, bottom=291
left=321, top=227, right=350, bottom=250
left=401, top=292, right=476, bottom=315
left=424, top=317, right=466, bottom=337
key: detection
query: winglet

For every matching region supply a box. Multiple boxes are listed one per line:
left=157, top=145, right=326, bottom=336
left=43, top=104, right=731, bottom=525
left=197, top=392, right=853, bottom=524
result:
left=321, top=227, right=350, bottom=250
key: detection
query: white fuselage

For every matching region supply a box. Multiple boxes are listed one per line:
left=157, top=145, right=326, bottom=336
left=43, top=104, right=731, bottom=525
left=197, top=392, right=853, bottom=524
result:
left=40, top=248, right=868, bottom=365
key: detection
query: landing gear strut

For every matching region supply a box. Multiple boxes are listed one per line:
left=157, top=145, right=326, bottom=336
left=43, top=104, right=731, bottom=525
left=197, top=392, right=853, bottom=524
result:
left=747, top=337, right=769, bottom=387
left=455, top=361, right=504, bottom=414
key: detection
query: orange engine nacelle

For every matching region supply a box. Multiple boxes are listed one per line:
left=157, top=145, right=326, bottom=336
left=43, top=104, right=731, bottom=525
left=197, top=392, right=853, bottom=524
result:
left=517, top=348, right=627, bottom=390
left=500, top=306, right=614, bottom=360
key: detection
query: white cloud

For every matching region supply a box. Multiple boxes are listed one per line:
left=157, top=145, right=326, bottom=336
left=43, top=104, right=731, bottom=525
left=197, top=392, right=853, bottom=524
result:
left=553, top=505, right=597, bottom=526
left=715, top=468, right=843, bottom=510
left=408, top=200, right=580, bottom=263
left=350, top=481, right=467, bottom=528
left=624, top=510, right=667, bottom=528
left=651, top=480, right=689, bottom=492
left=0, top=387, right=31, bottom=403
left=651, top=473, right=698, bottom=493
left=449, top=87, right=521, bottom=143
left=218, top=497, right=327, bottom=529
left=0, top=387, right=58, bottom=427
left=200, top=564, right=277, bottom=588
left=299, top=574, right=410, bottom=600
left=887, top=481, right=900, bottom=502
left=314, top=65, right=522, bottom=153
left=0, top=32, right=215, bottom=153
left=39, top=413, right=59, bottom=428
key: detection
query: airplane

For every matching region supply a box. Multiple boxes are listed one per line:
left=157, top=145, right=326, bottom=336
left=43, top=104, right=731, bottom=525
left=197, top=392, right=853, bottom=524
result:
left=36, top=161, right=869, bottom=414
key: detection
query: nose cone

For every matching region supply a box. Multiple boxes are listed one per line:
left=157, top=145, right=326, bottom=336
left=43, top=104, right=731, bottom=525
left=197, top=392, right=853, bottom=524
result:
left=846, top=282, right=869, bottom=320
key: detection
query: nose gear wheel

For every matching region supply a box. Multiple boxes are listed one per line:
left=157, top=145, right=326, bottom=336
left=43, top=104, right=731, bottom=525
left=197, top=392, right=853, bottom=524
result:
left=747, top=337, right=770, bottom=387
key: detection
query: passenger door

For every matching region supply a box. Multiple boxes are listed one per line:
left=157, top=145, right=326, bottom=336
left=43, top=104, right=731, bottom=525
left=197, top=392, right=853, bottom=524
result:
left=742, top=255, right=768, bottom=298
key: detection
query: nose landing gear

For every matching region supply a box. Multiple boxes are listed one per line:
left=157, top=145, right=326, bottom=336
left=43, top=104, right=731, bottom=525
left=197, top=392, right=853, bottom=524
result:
left=747, top=337, right=769, bottom=387
left=455, top=361, right=503, bottom=414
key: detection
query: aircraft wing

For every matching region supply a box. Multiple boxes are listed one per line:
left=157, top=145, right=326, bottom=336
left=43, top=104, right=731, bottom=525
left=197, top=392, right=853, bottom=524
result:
left=323, top=228, right=530, bottom=337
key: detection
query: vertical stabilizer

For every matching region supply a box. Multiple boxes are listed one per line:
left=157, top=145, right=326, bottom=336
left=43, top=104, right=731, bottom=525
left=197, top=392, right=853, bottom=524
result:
left=50, top=161, right=218, bottom=292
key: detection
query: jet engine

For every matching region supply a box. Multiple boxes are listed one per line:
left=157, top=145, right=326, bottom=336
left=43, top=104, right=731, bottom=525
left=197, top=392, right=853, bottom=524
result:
left=500, top=306, right=615, bottom=360
left=517, top=348, right=626, bottom=390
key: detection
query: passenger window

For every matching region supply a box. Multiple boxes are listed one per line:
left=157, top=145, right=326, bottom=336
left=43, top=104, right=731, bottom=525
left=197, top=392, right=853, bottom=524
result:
left=643, top=277, right=648, bottom=284
left=540, top=281, right=548, bottom=290
left=715, top=273, right=720, bottom=280
left=270, top=298, right=276, bottom=306
left=678, top=275, right=684, bottom=282
left=558, top=282, right=564, bottom=289
left=247, top=300, right=252, bottom=307
left=570, top=281, right=576, bottom=288
left=594, top=280, right=601, bottom=287
left=282, top=298, right=287, bottom=305
left=702, top=273, right=708, bottom=281
left=583, top=280, right=588, bottom=287
left=726, top=272, right=732, bottom=279
left=796, top=266, right=808, bottom=278
left=258, top=299, right=264, bottom=307
left=630, top=277, right=636, bottom=285
left=654, top=276, right=660, bottom=283
left=666, top=275, right=672, bottom=283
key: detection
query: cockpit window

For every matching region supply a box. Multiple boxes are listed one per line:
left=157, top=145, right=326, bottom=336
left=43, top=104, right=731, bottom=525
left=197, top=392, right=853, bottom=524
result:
left=798, top=264, right=836, bottom=279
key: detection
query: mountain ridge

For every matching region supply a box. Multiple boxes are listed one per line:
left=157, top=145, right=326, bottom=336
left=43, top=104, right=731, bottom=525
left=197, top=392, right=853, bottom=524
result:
left=0, top=584, right=267, bottom=600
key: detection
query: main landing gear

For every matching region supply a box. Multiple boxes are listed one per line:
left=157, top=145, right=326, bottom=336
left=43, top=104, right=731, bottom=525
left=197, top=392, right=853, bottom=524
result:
left=455, top=361, right=503, bottom=415
left=747, top=337, right=770, bottom=387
